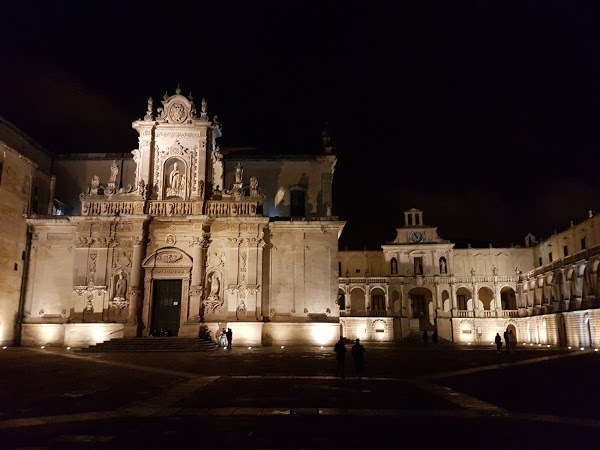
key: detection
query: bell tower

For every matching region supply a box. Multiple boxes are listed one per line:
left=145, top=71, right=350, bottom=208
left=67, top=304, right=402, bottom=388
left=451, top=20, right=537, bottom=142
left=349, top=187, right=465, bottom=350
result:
left=131, top=85, right=221, bottom=204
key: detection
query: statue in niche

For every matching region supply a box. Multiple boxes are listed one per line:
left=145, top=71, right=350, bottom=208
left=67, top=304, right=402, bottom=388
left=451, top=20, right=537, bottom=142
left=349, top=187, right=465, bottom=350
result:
left=203, top=272, right=223, bottom=313
left=234, top=163, right=243, bottom=184
left=89, top=175, right=102, bottom=195
left=391, top=258, right=398, bottom=275
left=439, top=258, right=447, bottom=274
left=211, top=115, right=222, bottom=150
left=109, top=160, right=119, bottom=183
left=114, top=272, right=127, bottom=300
left=168, top=162, right=185, bottom=197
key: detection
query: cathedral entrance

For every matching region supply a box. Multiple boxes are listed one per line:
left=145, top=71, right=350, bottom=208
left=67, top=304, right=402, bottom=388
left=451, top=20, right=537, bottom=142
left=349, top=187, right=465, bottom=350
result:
left=151, top=280, right=182, bottom=336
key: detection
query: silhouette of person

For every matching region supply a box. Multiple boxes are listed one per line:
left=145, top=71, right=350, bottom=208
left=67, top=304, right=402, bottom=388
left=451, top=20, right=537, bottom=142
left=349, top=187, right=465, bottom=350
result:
left=503, top=329, right=509, bottom=350
left=219, top=328, right=227, bottom=347
left=432, top=330, right=438, bottom=345
left=495, top=332, right=502, bottom=352
left=226, top=327, right=233, bottom=349
left=334, top=337, right=347, bottom=378
left=351, top=338, right=366, bottom=378
left=422, top=330, right=428, bottom=345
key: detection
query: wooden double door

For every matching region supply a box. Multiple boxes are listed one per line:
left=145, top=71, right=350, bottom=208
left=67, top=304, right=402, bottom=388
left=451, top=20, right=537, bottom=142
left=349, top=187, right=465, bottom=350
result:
left=151, top=279, right=182, bottom=336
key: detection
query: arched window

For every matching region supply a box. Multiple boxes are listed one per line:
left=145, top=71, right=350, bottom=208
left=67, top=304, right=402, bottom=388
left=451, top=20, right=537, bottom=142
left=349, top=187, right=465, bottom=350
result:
left=290, top=189, right=306, bottom=217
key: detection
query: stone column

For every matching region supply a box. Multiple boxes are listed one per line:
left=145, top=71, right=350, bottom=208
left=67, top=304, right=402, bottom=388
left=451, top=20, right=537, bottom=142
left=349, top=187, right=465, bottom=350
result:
left=127, top=237, right=145, bottom=324
left=450, top=282, right=457, bottom=312
left=188, top=236, right=204, bottom=321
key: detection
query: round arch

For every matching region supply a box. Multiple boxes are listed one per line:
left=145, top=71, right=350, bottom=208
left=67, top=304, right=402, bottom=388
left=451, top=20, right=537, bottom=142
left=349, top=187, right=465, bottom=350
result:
left=350, top=287, right=366, bottom=315
left=477, top=286, right=494, bottom=310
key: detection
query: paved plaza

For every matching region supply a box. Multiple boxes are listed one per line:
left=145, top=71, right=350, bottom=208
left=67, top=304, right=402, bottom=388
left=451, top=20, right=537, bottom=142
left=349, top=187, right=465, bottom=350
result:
left=1, top=341, right=599, bottom=449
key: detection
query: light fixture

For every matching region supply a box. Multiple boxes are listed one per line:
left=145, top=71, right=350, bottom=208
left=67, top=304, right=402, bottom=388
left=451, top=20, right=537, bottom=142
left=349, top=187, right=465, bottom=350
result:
left=320, top=346, right=324, bottom=349
left=595, top=349, right=598, bottom=352
left=67, top=347, right=71, bottom=350
left=2, top=346, right=6, bottom=350
left=568, top=346, right=572, bottom=349
left=547, top=345, right=550, bottom=348
left=40, top=346, right=45, bottom=349
left=580, top=347, right=585, bottom=351
left=248, top=347, right=251, bottom=349
left=281, top=346, right=285, bottom=349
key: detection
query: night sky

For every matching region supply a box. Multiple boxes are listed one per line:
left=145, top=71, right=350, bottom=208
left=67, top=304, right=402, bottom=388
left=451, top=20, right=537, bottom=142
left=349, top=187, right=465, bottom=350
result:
left=2, top=1, right=600, bottom=249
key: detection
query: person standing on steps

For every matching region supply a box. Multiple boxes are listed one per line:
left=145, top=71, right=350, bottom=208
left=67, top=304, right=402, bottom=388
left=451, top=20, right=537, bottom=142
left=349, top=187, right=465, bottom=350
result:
left=226, top=328, right=233, bottom=349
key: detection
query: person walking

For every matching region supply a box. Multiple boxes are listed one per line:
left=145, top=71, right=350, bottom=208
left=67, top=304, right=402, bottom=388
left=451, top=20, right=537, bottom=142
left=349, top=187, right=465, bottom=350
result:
left=432, top=330, right=438, bottom=345
left=495, top=332, right=502, bottom=352
left=351, top=338, right=366, bottom=378
left=334, top=337, right=347, bottom=378
left=226, top=327, right=233, bottom=349
left=503, top=329, right=509, bottom=350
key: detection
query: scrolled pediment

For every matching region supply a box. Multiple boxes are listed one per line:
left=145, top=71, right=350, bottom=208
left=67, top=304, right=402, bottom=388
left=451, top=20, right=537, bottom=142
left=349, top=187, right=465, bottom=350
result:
left=142, top=247, right=193, bottom=268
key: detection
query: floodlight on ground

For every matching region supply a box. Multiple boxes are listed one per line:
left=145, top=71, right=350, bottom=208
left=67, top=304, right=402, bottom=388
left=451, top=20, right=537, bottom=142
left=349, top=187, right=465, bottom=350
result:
left=320, top=346, right=324, bottom=349
left=538, top=344, right=541, bottom=347
left=530, top=343, right=533, bottom=346
left=580, top=347, right=585, bottom=351
left=2, top=346, right=6, bottom=350
left=281, top=346, right=285, bottom=349
left=248, top=347, right=251, bottom=349
left=467, top=342, right=471, bottom=345
left=595, top=349, right=598, bottom=352
left=40, top=346, right=45, bottom=349
left=568, top=346, right=572, bottom=349
left=547, top=345, right=550, bottom=347
left=67, top=347, right=71, bottom=350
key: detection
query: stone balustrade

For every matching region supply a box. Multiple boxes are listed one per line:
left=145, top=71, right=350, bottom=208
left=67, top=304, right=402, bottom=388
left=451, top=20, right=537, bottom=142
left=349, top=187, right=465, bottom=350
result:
left=148, top=201, right=202, bottom=216
left=205, top=200, right=259, bottom=216
left=81, top=200, right=145, bottom=216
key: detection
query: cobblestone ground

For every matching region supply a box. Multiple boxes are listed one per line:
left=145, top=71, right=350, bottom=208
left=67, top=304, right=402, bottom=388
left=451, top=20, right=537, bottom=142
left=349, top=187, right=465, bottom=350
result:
left=1, top=342, right=599, bottom=449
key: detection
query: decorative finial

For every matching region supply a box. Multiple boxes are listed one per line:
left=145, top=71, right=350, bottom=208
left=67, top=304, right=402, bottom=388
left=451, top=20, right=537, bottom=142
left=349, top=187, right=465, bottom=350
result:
left=175, top=84, right=181, bottom=95
left=163, top=91, right=168, bottom=101
left=144, top=97, right=153, bottom=121
left=322, top=122, right=333, bottom=154
left=589, top=210, right=593, bottom=218
left=570, top=220, right=574, bottom=227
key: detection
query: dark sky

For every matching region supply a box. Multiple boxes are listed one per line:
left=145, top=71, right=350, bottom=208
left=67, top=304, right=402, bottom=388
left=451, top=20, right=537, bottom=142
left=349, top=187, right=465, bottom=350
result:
left=2, top=1, right=600, bottom=249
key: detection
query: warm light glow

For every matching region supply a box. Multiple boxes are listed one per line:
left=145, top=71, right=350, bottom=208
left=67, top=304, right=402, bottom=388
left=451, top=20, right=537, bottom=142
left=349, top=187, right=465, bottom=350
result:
left=248, top=347, right=251, bottom=349
left=530, top=343, right=533, bottom=346
left=40, top=346, right=45, bottom=349
left=568, top=346, right=572, bottom=349
left=538, top=344, right=541, bottom=347
left=580, top=347, right=584, bottom=351
left=2, top=346, right=6, bottom=350
left=67, top=347, right=71, bottom=350
left=547, top=345, right=550, bottom=347
left=281, top=346, right=285, bottom=349
left=595, top=349, right=598, bottom=352
left=467, top=342, right=471, bottom=345
left=320, top=346, right=324, bottom=349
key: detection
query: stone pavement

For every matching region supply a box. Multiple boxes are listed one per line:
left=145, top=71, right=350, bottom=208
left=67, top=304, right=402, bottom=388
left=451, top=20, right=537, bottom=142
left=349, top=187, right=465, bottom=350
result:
left=1, top=342, right=599, bottom=449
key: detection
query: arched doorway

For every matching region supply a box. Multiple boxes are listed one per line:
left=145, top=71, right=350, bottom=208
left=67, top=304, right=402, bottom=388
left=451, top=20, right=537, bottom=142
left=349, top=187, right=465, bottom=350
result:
left=408, top=287, right=434, bottom=330
left=350, top=288, right=366, bottom=316
left=478, top=286, right=494, bottom=310
left=506, top=323, right=517, bottom=343
left=500, top=287, right=517, bottom=310
left=455, top=287, right=472, bottom=311
left=370, top=287, right=386, bottom=315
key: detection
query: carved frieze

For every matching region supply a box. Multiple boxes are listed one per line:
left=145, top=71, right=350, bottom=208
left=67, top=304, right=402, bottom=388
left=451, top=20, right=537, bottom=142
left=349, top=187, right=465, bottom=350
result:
left=156, top=253, right=183, bottom=263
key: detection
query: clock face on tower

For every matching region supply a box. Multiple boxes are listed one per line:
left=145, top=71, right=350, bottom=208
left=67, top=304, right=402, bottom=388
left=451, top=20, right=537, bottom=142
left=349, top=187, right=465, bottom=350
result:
left=409, top=231, right=424, bottom=243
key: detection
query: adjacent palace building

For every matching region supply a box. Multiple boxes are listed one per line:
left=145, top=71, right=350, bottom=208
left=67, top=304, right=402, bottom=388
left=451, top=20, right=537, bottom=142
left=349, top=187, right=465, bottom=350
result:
left=1, top=87, right=599, bottom=349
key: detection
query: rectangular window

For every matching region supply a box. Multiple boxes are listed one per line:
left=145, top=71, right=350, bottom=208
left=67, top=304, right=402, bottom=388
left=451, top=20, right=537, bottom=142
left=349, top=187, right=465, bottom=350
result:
left=414, top=257, right=423, bottom=275
left=355, top=269, right=360, bottom=273
left=581, top=237, right=586, bottom=250
left=457, top=295, right=467, bottom=310
left=538, top=257, right=543, bottom=267
left=563, top=245, right=568, bottom=257
left=549, top=252, right=553, bottom=262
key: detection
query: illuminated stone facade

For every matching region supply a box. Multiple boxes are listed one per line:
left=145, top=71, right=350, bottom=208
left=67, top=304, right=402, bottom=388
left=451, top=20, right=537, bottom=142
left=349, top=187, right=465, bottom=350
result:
left=338, top=209, right=600, bottom=348
left=19, top=88, right=344, bottom=347
left=3, top=90, right=600, bottom=348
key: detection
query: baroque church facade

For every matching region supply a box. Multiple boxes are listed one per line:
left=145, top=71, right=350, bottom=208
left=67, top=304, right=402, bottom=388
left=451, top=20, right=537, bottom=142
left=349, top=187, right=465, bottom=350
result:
left=1, top=87, right=599, bottom=349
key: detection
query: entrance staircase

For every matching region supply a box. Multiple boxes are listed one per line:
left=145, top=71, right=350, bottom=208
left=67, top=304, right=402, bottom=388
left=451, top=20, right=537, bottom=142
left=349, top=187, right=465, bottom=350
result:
left=76, top=337, right=221, bottom=353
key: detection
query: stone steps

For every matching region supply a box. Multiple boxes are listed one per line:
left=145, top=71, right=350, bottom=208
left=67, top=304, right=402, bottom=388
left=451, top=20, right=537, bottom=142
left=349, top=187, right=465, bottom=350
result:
left=76, top=337, right=221, bottom=353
